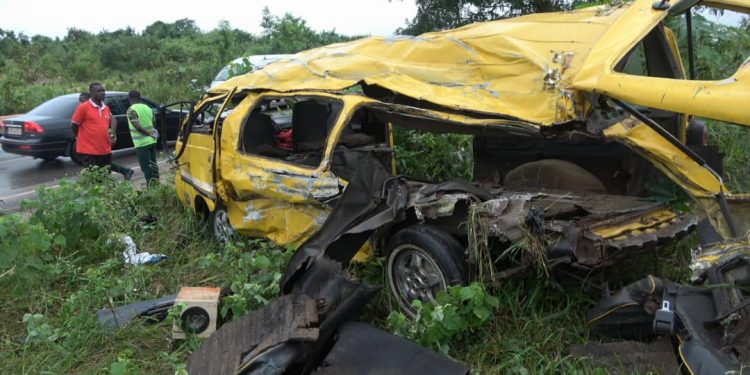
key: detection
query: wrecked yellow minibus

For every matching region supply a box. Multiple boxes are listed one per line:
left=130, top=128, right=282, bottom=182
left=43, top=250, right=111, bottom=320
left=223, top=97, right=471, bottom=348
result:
left=174, top=0, right=749, bottom=318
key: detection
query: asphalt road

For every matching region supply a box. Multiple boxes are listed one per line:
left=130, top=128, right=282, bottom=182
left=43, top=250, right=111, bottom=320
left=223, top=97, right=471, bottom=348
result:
left=0, top=146, right=174, bottom=213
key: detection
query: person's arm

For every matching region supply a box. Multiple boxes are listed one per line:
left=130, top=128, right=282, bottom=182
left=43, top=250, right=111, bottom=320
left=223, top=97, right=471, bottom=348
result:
left=71, top=104, right=83, bottom=137
left=127, top=108, right=152, bottom=137
left=109, top=114, right=117, bottom=144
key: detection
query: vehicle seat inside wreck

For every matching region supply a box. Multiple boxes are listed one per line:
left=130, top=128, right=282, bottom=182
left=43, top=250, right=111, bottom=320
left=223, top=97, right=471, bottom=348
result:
left=503, top=159, right=608, bottom=195
left=242, top=109, right=288, bottom=158
left=330, top=107, right=389, bottom=180
left=241, top=99, right=342, bottom=167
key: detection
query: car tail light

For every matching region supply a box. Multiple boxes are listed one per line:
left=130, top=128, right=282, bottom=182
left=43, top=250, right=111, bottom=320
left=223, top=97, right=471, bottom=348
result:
left=0, top=120, right=4, bottom=131
left=23, top=121, right=44, bottom=134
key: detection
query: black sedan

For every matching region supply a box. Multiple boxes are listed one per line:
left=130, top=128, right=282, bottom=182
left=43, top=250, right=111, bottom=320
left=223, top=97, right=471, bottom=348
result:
left=0, top=92, right=186, bottom=164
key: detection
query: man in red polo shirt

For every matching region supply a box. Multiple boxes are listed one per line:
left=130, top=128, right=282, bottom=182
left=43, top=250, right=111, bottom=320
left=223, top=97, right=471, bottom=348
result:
left=71, top=83, right=134, bottom=180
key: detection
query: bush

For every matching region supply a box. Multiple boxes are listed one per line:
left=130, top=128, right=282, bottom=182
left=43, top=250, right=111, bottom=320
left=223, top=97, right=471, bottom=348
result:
left=0, top=214, right=57, bottom=298
left=394, top=129, right=473, bottom=182
left=21, top=168, right=130, bottom=255
left=387, top=283, right=499, bottom=354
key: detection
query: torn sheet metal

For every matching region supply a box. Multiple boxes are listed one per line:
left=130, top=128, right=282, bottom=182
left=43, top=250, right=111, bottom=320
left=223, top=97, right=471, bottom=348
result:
left=603, top=116, right=724, bottom=198
left=188, top=152, right=705, bottom=373
left=602, top=115, right=746, bottom=240
left=691, top=238, right=750, bottom=282
left=403, top=183, right=695, bottom=269
left=214, top=0, right=749, bottom=127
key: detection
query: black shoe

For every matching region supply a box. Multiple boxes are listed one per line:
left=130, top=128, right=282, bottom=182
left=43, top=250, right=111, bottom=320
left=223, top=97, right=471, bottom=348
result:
left=124, top=169, right=134, bottom=181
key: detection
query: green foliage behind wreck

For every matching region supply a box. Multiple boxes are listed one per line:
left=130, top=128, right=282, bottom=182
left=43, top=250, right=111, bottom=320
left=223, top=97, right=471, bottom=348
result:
left=0, top=9, right=355, bottom=116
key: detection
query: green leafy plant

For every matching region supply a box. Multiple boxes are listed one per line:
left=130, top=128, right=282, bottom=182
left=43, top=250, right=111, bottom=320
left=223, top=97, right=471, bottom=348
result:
left=0, top=214, right=57, bottom=297
left=387, top=283, right=500, bottom=354
left=23, top=314, right=64, bottom=345
left=645, top=176, right=693, bottom=212
left=109, top=349, right=140, bottom=375
left=21, top=168, right=120, bottom=253
left=216, top=240, right=293, bottom=318
left=394, top=129, right=473, bottom=182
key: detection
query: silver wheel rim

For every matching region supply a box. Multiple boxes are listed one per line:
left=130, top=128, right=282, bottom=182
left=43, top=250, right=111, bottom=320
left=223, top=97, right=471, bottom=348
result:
left=213, top=209, right=234, bottom=244
left=387, top=244, right=448, bottom=316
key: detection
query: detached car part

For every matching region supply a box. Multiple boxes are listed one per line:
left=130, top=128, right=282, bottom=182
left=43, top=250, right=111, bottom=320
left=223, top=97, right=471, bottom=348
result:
left=587, top=256, right=750, bottom=374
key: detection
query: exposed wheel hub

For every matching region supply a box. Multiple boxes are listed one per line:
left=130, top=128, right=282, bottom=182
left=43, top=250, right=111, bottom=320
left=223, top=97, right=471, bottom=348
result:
left=213, top=209, right=235, bottom=244
left=391, top=246, right=447, bottom=308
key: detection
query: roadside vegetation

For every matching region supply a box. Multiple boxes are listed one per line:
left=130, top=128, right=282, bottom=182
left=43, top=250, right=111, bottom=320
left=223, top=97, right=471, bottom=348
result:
left=3, top=168, right=691, bottom=373
left=1, top=2, right=749, bottom=374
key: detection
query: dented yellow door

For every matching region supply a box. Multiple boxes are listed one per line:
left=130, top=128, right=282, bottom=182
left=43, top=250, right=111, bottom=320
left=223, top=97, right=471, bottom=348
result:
left=218, top=93, right=346, bottom=247
left=175, top=91, right=235, bottom=215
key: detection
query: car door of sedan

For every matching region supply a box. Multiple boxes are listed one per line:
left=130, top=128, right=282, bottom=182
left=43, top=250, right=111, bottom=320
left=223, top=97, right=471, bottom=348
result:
left=106, top=96, right=133, bottom=149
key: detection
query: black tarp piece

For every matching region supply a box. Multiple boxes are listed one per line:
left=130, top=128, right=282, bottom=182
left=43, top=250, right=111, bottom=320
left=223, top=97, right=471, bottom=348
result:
left=97, top=294, right=176, bottom=329
left=586, top=257, right=749, bottom=374
left=187, top=294, right=319, bottom=375
left=311, top=322, right=471, bottom=375
left=187, top=154, right=469, bottom=375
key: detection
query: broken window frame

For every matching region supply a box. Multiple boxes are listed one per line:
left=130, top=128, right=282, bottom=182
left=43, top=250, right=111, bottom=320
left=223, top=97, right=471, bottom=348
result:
left=236, top=92, right=347, bottom=172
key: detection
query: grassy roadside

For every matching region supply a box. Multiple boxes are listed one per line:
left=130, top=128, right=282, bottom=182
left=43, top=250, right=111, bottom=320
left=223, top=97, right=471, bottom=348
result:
left=0, top=168, right=693, bottom=374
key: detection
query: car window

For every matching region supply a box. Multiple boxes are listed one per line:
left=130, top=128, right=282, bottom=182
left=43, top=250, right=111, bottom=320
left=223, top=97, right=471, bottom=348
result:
left=214, top=66, right=231, bottom=82
left=27, top=96, right=80, bottom=118
left=190, top=95, right=243, bottom=134
left=115, top=96, right=133, bottom=113
left=615, top=26, right=681, bottom=79
left=619, top=42, right=648, bottom=76
left=239, top=97, right=343, bottom=168
left=141, top=98, right=160, bottom=111
left=106, top=98, right=123, bottom=116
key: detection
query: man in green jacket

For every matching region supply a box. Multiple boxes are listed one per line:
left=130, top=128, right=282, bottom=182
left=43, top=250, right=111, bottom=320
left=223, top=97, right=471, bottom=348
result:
left=127, top=90, right=159, bottom=185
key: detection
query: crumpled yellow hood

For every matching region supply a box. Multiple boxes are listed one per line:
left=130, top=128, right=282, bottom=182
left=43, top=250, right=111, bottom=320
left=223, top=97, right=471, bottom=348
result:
left=215, top=3, right=639, bottom=125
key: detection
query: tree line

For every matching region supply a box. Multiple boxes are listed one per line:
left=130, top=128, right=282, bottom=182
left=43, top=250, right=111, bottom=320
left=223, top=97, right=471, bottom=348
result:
left=0, top=9, right=357, bottom=114
left=1, top=2, right=748, bottom=115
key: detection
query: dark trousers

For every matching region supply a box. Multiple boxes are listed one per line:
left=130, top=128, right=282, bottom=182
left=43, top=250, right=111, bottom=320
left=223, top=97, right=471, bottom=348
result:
left=80, top=153, right=132, bottom=177
left=135, top=144, right=159, bottom=185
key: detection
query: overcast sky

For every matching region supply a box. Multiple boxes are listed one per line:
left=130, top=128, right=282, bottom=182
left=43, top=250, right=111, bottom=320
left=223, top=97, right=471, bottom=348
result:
left=1, top=0, right=745, bottom=39
left=0, top=0, right=418, bottom=38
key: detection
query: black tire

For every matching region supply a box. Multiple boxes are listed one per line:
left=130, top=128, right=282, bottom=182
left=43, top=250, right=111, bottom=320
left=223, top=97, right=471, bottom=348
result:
left=385, top=225, right=467, bottom=316
left=209, top=204, right=235, bottom=246
left=68, top=139, right=84, bottom=166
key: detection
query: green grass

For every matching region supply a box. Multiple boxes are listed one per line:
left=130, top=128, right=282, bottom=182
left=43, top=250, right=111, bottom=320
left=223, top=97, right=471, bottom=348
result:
left=0, top=168, right=702, bottom=374
left=0, top=170, right=290, bottom=374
